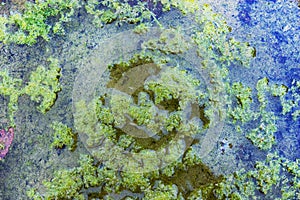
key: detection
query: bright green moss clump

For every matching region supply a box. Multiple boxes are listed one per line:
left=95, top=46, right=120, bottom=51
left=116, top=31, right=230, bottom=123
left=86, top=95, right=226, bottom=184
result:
left=0, top=0, right=164, bottom=45
left=246, top=110, right=277, bottom=150
left=0, top=57, right=61, bottom=126
left=143, top=181, right=180, bottom=200
left=28, top=155, right=99, bottom=200
left=50, top=121, right=76, bottom=151
left=0, top=0, right=80, bottom=45
left=145, top=67, right=202, bottom=109
left=23, top=57, right=61, bottom=114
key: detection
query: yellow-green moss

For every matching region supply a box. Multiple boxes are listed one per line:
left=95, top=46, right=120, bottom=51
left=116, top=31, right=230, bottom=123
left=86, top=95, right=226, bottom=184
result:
left=50, top=121, right=76, bottom=151
left=0, top=57, right=61, bottom=126
left=1, top=0, right=80, bottom=45
left=23, top=57, right=61, bottom=114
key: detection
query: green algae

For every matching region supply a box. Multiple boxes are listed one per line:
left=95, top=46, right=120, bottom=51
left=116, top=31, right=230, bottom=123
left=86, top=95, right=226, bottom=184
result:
left=50, top=121, right=77, bottom=151
left=214, top=152, right=300, bottom=200
left=67, top=1, right=257, bottom=199
left=0, top=0, right=81, bottom=45
left=0, top=70, right=22, bottom=127
left=69, top=6, right=253, bottom=196
left=74, top=55, right=208, bottom=172
left=29, top=148, right=221, bottom=199
left=225, top=77, right=291, bottom=150
left=85, top=0, right=159, bottom=28
left=0, top=57, right=61, bottom=126
left=279, top=79, right=300, bottom=120
left=0, top=0, right=298, bottom=199
left=23, top=57, right=61, bottom=114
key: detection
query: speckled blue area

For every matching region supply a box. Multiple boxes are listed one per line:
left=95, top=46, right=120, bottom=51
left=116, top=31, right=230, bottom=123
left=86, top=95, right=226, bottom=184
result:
left=236, top=0, right=300, bottom=160
left=237, top=0, right=300, bottom=81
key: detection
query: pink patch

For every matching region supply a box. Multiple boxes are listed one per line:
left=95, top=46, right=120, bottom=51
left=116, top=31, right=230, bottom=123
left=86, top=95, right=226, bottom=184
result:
left=0, top=127, right=14, bottom=159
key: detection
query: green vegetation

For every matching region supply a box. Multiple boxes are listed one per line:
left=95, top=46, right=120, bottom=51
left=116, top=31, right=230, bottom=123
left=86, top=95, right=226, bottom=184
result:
left=23, top=57, right=61, bottom=114
left=50, top=121, right=76, bottom=151
left=246, top=110, right=277, bottom=150
left=0, top=0, right=80, bottom=45
left=226, top=78, right=287, bottom=150
left=25, top=1, right=264, bottom=199
left=214, top=153, right=300, bottom=200
left=28, top=147, right=221, bottom=199
left=74, top=59, right=207, bottom=172
left=28, top=155, right=98, bottom=200
left=192, top=4, right=255, bottom=68
left=0, top=0, right=161, bottom=45
left=278, top=79, right=300, bottom=120
left=215, top=109, right=297, bottom=200
left=145, top=66, right=202, bottom=108
left=228, top=82, right=255, bottom=123
left=85, top=0, right=160, bottom=29
left=0, top=70, right=23, bottom=126
left=159, top=0, right=199, bottom=14
left=0, top=57, right=61, bottom=126
left=0, top=0, right=295, bottom=199
left=143, top=181, right=180, bottom=200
